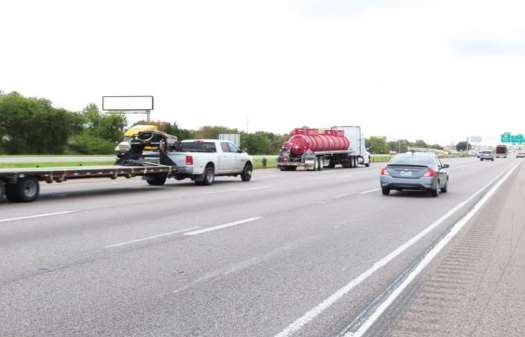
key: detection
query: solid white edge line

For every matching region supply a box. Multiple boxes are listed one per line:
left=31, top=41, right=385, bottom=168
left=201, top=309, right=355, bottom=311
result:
left=346, top=161, right=521, bottom=337
left=105, top=226, right=200, bottom=249
left=183, top=217, right=262, bottom=236
left=273, top=162, right=520, bottom=337
left=0, top=211, right=76, bottom=223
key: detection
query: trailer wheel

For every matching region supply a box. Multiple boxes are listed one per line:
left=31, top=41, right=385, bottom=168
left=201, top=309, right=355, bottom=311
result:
left=0, top=182, right=5, bottom=201
left=5, top=177, right=40, bottom=202
left=240, top=163, right=253, bottom=182
left=145, top=174, right=167, bottom=186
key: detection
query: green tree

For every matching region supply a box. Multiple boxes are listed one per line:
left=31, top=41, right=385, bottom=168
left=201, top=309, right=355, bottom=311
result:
left=456, top=141, right=471, bottom=151
left=80, top=103, right=126, bottom=143
left=388, top=139, right=409, bottom=153
left=366, top=136, right=389, bottom=154
left=195, top=126, right=240, bottom=139
left=0, top=92, right=81, bottom=154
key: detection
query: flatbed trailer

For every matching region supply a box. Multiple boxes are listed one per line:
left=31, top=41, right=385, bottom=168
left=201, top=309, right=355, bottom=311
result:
left=0, top=165, right=177, bottom=203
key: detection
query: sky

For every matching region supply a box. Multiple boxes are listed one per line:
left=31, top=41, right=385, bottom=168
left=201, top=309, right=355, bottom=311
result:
left=1, top=0, right=525, bottom=145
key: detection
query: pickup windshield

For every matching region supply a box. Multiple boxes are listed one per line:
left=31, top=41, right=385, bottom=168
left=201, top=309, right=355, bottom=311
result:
left=178, top=141, right=217, bottom=153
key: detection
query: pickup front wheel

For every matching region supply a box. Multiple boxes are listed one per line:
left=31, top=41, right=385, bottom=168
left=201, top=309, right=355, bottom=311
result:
left=241, top=163, right=253, bottom=182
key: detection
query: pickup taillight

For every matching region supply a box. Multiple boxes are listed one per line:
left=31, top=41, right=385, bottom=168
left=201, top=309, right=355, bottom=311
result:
left=185, top=155, right=193, bottom=165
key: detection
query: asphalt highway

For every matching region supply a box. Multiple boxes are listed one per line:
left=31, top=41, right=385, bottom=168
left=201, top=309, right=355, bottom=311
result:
left=0, top=157, right=521, bottom=337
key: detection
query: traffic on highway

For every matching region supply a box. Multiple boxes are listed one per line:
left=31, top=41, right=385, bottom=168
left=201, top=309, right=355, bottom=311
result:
left=2, top=1, right=525, bottom=337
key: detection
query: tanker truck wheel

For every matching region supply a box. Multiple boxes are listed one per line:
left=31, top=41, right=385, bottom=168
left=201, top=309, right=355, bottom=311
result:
left=5, top=177, right=40, bottom=202
left=145, top=174, right=167, bottom=186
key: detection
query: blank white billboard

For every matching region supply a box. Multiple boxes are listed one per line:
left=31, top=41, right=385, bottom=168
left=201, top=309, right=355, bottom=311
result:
left=102, top=96, right=154, bottom=111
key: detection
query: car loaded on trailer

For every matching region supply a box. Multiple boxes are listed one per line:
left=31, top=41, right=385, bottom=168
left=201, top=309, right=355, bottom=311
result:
left=277, top=126, right=370, bottom=171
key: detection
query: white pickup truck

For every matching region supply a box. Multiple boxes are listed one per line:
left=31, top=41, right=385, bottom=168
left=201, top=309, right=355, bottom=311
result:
left=170, top=139, right=254, bottom=185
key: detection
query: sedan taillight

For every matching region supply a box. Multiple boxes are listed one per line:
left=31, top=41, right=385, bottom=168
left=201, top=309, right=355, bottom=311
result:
left=380, top=167, right=390, bottom=176
left=424, top=168, right=436, bottom=177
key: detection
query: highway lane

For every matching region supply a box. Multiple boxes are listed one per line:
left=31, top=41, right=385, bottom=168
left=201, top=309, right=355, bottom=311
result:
left=0, top=158, right=519, bottom=337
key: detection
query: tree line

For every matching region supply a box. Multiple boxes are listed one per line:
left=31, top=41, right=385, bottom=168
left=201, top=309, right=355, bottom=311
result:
left=0, top=92, right=286, bottom=155
left=365, top=136, right=444, bottom=154
left=1, top=92, right=446, bottom=155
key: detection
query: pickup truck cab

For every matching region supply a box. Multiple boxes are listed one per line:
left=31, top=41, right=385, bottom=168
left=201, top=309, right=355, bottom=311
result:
left=171, top=139, right=253, bottom=185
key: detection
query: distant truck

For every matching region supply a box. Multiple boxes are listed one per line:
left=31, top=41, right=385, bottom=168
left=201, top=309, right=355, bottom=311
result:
left=495, top=145, right=508, bottom=158
left=277, top=126, right=370, bottom=171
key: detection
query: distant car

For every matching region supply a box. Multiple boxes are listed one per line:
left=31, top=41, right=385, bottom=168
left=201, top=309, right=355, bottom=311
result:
left=479, top=150, right=495, bottom=161
left=516, top=151, right=525, bottom=158
left=380, top=152, right=449, bottom=197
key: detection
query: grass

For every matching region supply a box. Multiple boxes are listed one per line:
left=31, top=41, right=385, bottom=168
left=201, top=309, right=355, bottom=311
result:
left=253, top=157, right=278, bottom=169
left=0, top=161, right=115, bottom=169
left=370, top=155, right=391, bottom=163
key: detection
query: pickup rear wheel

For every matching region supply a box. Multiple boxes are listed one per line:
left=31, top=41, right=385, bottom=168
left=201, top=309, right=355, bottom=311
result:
left=145, top=174, right=167, bottom=186
left=5, top=177, right=40, bottom=202
left=196, top=165, right=215, bottom=186
left=241, top=163, right=253, bottom=182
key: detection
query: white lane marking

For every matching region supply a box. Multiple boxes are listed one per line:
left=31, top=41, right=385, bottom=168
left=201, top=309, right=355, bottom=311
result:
left=202, top=186, right=270, bottom=195
left=0, top=211, right=75, bottom=223
left=184, top=217, right=262, bottom=236
left=346, top=162, right=521, bottom=337
left=359, top=188, right=380, bottom=194
left=273, top=163, right=520, bottom=337
left=232, top=186, right=271, bottom=192
left=105, top=226, right=199, bottom=248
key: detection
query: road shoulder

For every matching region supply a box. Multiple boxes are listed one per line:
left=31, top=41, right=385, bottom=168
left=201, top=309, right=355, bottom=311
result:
left=374, top=162, right=525, bottom=337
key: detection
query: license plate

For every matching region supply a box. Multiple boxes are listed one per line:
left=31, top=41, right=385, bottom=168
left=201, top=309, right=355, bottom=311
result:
left=400, top=171, right=412, bottom=177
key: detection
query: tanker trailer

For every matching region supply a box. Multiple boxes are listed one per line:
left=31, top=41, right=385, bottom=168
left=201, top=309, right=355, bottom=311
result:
left=277, top=127, right=370, bottom=171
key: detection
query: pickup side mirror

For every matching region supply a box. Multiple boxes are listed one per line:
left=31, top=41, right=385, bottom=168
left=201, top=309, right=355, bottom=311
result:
left=442, top=163, right=450, bottom=169
left=237, top=148, right=244, bottom=153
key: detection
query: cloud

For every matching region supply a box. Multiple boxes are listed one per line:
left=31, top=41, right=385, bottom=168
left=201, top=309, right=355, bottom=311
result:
left=289, top=0, right=385, bottom=17
left=451, top=38, right=525, bottom=55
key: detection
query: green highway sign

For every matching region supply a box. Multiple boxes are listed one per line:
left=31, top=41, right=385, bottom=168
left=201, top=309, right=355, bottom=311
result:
left=501, top=132, right=525, bottom=144
left=501, top=132, right=512, bottom=143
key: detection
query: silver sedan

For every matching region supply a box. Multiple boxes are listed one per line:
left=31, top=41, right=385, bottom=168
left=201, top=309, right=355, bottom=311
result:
left=380, top=152, right=449, bottom=197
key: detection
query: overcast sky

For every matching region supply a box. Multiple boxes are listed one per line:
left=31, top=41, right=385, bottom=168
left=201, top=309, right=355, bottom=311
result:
left=2, top=0, right=525, bottom=145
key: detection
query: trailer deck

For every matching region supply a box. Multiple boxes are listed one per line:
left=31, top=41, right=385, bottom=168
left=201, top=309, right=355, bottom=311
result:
left=0, top=165, right=177, bottom=202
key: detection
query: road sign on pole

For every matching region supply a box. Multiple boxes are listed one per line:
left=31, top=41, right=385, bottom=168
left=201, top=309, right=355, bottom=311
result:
left=102, top=95, right=154, bottom=122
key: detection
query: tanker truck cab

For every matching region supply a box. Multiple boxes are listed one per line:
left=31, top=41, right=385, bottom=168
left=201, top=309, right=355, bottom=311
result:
left=171, top=139, right=253, bottom=185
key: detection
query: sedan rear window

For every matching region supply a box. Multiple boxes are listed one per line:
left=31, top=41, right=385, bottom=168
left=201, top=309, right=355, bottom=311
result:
left=178, top=141, right=217, bottom=153
left=389, top=153, right=436, bottom=166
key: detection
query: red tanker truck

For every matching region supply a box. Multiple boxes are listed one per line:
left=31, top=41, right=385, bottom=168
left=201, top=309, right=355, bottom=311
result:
left=277, top=126, right=370, bottom=171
